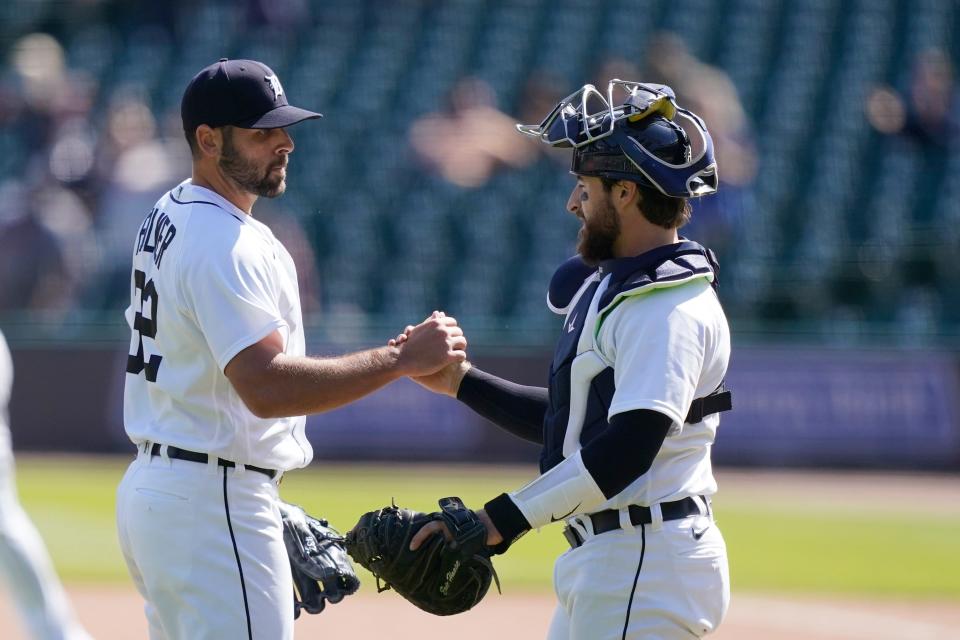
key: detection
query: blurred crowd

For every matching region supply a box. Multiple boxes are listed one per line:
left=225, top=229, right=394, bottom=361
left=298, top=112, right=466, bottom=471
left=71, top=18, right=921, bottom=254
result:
left=0, top=28, right=321, bottom=319
left=0, top=0, right=958, bottom=343
left=407, top=34, right=757, bottom=273
left=0, top=21, right=755, bottom=323
left=0, top=30, right=184, bottom=317
left=867, top=48, right=959, bottom=150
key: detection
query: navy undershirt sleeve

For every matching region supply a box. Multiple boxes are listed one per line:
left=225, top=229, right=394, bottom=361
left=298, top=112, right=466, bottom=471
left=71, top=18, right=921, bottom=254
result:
left=483, top=409, right=673, bottom=552
left=580, top=409, right=672, bottom=499
left=455, top=367, right=548, bottom=444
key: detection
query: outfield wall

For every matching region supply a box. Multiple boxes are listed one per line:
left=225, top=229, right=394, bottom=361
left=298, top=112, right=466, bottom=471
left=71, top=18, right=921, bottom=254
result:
left=7, top=344, right=960, bottom=470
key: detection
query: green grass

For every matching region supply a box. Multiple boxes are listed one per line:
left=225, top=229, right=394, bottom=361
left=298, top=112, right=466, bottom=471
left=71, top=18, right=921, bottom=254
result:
left=715, top=502, right=960, bottom=598
left=12, top=456, right=960, bottom=600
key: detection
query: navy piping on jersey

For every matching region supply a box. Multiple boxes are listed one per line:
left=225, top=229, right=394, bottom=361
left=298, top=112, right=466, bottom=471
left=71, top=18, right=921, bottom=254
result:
left=622, top=523, right=646, bottom=639
left=169, top=192, right=244, bottom=223
left=223, top=468, right=254, bottom=640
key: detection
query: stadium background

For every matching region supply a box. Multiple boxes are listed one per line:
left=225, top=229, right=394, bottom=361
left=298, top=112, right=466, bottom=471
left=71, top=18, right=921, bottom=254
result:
left=0, top=0, right=958, bottom=638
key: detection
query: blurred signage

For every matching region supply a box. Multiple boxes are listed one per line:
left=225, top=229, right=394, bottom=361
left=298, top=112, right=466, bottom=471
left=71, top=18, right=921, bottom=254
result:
left=308, top=348, right=960, bottom=469
left=7, top=344, right=959, bottom=469
left=714, top=348, right=960, bottom=468
left=306, top=378, right=487, bottom=459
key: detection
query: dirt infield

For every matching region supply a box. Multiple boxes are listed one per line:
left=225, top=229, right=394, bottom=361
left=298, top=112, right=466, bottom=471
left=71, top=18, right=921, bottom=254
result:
left=1, top=585, right=958, bottom=639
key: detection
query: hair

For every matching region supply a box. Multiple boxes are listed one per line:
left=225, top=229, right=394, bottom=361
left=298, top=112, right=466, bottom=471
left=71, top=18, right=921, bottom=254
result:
left=601, top=177, right=692, bottom=229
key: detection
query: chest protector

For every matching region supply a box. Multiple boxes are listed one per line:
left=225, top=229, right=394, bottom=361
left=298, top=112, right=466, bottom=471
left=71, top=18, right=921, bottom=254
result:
left=540, top=241, right=731, bottom=473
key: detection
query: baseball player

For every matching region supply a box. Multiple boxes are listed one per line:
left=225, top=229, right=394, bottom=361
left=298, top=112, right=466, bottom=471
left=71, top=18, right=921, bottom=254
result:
left=0, top=329, right=92, bottom=640
left=115, top=59, right=467, bottom=640
left=407, top=81, right=732, bottom=638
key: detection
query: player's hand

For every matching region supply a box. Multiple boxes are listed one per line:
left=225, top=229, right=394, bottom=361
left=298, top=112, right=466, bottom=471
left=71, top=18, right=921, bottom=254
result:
left=409, top=508, right=503, bottom=550
left=392, top=311, right=467, bottom=377
left=389, top=313, right=471, bottom=396
left=386, top=310, right=449, bottom=348
left=410, top=361, right=472, bottom=397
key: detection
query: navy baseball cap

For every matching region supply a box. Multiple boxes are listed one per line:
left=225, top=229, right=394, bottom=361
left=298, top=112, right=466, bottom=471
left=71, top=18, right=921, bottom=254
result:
left=181, top=58, right=322, bottom=134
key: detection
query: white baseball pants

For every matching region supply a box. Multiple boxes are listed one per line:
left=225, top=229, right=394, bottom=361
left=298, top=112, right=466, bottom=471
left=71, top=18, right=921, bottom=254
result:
left=547, top=510, right=729, bottom=639
left=0, top=458, right=91, bottom=640
left=116, top=446, right=292, bottom=640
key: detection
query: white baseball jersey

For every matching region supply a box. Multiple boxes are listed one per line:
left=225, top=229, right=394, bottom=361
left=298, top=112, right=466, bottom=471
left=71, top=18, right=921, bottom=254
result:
left=123, top=179, right=312, bottom=472
left=593, top=275, right=729, bottom=507
left=515, top=271, right=730, bottom=528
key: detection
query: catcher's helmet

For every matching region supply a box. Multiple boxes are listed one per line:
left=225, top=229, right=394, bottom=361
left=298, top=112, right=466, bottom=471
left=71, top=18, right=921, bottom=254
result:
left=517, top=80, right=717, bottom=198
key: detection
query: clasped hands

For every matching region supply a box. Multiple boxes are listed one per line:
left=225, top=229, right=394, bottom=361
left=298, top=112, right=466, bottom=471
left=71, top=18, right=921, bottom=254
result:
left=389, top=311, right=471, bottom=397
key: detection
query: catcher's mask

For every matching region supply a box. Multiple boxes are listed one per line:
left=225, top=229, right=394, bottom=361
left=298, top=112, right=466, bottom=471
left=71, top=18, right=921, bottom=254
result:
left=516, top=80, right=718, bottom=198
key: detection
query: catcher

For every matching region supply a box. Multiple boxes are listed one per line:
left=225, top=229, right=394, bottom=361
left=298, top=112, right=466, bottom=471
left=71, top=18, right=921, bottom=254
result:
left=376, top=81, right=733, bottom=638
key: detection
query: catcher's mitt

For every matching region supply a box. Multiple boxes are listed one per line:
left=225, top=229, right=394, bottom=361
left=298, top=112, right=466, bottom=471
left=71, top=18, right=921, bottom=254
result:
left=278, top=501, right=360, bottom=618
left=344, top=497, right=500, bottom=616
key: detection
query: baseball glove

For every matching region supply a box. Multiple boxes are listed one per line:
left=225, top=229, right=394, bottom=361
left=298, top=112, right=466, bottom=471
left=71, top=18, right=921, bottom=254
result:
left=344, top=497, right=500, bottom=616
left=278, top=501, right=360, bottom=618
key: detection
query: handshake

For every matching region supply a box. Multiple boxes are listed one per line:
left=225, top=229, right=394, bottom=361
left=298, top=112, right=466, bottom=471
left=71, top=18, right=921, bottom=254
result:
left=388, top=310, right=471, bottom=397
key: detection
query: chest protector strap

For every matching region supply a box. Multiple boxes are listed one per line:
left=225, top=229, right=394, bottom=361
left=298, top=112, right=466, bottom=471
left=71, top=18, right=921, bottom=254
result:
left=685, top=384, right=732, bottom=424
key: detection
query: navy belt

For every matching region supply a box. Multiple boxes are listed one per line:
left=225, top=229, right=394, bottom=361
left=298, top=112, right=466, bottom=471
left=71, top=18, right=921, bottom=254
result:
left=148, top=443, right=278, bottom=479
left=563, top=497, right=707, bottom=548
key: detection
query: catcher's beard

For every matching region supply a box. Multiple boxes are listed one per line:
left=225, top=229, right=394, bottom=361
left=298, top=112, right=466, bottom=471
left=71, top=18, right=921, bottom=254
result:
left=219, top=129, right=287, bottom=198
left=577, top=194, right=621, bottom=265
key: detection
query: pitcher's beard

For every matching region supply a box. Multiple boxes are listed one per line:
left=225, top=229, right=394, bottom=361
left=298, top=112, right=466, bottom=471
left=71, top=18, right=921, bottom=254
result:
left=219, top=135, right=287, bottom=197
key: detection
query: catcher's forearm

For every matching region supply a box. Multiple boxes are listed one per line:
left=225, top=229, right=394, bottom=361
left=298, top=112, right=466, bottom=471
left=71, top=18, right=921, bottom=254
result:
left=484, top=409, right=673, bottom=544
left=456, top=367, right=547, bottom=444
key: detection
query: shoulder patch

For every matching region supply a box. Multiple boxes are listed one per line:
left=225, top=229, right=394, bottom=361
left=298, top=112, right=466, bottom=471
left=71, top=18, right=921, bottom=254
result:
left=547, top=256, right=597, bottom=314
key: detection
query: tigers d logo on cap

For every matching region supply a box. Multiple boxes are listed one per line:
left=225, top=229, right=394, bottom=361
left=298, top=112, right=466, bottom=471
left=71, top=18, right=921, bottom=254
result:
left=265, top=74, right=283, bottom=101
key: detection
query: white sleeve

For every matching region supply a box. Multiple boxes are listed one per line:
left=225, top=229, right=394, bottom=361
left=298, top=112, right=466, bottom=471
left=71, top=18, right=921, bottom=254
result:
left=508, top=449, right=607, bottom=530
left=602, top=295, right=705, bottom=430
left=182, top=234, right=286, bottom=372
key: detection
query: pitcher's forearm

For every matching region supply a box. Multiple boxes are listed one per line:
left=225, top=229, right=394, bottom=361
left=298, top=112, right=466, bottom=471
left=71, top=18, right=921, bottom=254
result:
left=238, top=346, right=404, bottom=418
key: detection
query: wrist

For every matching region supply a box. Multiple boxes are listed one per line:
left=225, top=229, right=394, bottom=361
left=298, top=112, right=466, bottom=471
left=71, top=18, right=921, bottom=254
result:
left=482, top=493, right=530, bottom=552
left=378, top=345, right=406, bottom=379
left=476, top=508, right=504, bottom=546
left=446, top=361, right=472, bottom=397
left=454, top=364, right=485, bottom=400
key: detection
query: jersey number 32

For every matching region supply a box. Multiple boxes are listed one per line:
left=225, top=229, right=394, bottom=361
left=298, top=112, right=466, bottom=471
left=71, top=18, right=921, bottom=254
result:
left=126, top=269, right=162, bottom=382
